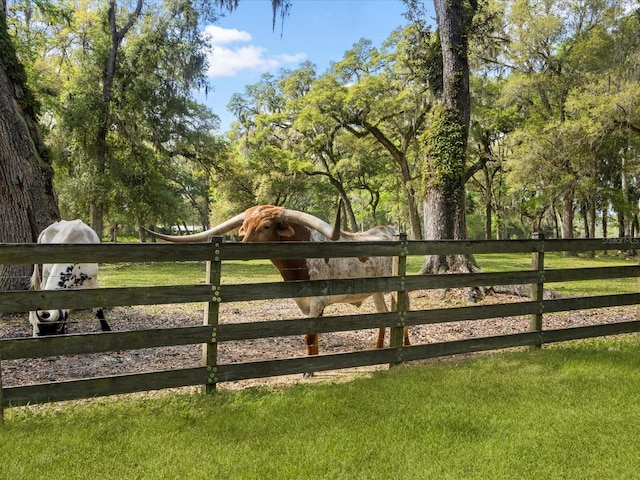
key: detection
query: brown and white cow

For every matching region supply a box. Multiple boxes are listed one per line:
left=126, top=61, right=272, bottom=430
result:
left=145, top=205, right=410, bottom=357
left=29, top=220, right=111, bottom=336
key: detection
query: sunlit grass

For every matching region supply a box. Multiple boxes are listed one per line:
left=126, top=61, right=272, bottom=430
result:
left=475, top=252, right=639, bottom=296
left=3, top=336, right=640, bottom=478
left=99, top=260, right=280, bottom=287
left=475, top=251, right=638, bottom=272
left=99, top=252, right=639, bottom=296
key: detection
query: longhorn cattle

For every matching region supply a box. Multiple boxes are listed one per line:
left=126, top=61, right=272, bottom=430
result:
left=145, top=205, right=410, bottom=357
left=29, top=220, right=111, bottom=336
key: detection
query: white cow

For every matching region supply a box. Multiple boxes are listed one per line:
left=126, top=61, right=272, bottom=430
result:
left=29, top=220, right=111, bottom=336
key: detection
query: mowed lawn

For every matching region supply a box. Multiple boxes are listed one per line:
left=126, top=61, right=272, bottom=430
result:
left=2, top=336, right=640, bottom=479
left=98, top=250, right=640, bottom=295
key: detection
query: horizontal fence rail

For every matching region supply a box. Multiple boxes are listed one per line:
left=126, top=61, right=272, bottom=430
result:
left=1, top=236, right=640, bottom=420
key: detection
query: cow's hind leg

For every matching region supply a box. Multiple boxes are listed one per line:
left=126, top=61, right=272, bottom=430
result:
left=372, top=293, right=389, bottom=348
left=402, top=291, right=411, bottom=345
left=375, top=328, right=386, bottom=349
left=95, top=307, right=111, bottom=331
left=303, top=306, right=324, bottom=378
left=302, top=333, right=319, bottom=378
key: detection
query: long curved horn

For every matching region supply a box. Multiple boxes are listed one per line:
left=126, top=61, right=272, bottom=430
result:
left=281, top=201, right=343, bottom=241
left=142, top=213, right=246, bottom=242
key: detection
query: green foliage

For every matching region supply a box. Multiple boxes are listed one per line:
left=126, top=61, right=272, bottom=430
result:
left=491, top=0, right=639, bottom=237
left=3, top=337, right=640, bottom=478
left=2, top=4, right=41, bottom=118
left=466, top=210, right=487, bottom=239
left=224, top=23, right=438, bottom=234
left=5, top=0, right=639, bottom=241
left=8, top=0, right=228, bottom=232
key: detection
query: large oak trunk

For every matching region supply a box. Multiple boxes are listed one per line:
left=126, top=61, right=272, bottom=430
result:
left=419, top=0, right=480, bottom=289
left=420, top=177, right=479, bottom=271
left=0, top=16, right=60, bottom=291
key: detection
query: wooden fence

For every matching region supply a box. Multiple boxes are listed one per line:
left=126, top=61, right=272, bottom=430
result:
left=1, top=236, right=640, bottom=421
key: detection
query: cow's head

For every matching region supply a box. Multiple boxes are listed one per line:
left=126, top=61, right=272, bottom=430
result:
left=238, top=205, right=306, bottom=242
left=28, top=309, right=68, bottom=336
left=29, top=262, right=86, bottom=336
left=143, top=202, right=343, bottom=243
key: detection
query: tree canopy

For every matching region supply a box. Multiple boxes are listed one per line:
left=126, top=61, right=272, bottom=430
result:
left=2, top=0, right=639, bottom=257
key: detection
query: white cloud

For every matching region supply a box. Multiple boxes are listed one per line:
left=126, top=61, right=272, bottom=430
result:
left=204, top=25, right=252, bottom=45
left=204, top=25, right=306, bottom=78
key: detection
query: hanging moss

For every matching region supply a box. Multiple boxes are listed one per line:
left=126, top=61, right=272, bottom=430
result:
left=421, top=106, right=465, bottom=194
left=0, top=12, right=40, bottom=118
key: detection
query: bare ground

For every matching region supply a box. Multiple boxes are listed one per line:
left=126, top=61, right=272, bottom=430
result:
left=1, top=289, right=637, bottom=393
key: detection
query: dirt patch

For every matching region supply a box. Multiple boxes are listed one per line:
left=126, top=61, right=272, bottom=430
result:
left=1, top=289, right=637, bottom=392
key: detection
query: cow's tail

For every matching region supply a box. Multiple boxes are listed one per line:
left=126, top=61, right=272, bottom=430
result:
left=30, top=264, right=42, bottom=290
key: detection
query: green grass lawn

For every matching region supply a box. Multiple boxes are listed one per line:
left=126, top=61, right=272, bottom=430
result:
left=2, top=336, right=640, bottom=478
left=474, top=251, right=639, bottom=296
left=100, top=252, right=639, bottom=297
left=99, top=259, right=281, bottom=287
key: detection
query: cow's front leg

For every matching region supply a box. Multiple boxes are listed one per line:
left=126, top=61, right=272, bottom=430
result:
left=304, top=333, right=319, bottom=356
left=304, top=304, right=324, bottom=356
left=95, top=307, right=111, bottom=332
left=302, top=305, right=324, bottom=378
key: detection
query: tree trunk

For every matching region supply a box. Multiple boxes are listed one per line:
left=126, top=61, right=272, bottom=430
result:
left=483, top=165, right=492, bottom=240
left=405, top=182, right=422, bottom=240
left=335, top=182, right=359, bottom=231
left=581, top=203, right=594, bottom=258
left=561, top=188, right=575, bottom=240
left=588, top=201, right=596, bottom=239
left=421, top=184, right=475, bottom=272
left=420, top=0, right=477, bottom=279
left=587, top=201, right=597, bottom=258
left=618, top=211, right=626, bottom=237
left=91, top=0, right=144, bottom=239
left=0, top=13, right=60, bottom=291
left=485, top=201, right=492, bottom=240
left=581, top=204, right=589, bottom=238
left=561, top=188, right=576, bottom=257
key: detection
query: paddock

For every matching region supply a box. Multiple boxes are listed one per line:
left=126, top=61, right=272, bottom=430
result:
left=0, top=291, right=637, bottom=390
left=2, top=236, right=640, bottom=420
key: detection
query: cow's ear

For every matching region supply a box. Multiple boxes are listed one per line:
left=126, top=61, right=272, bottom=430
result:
left=277, top=224, right=295, bottom=237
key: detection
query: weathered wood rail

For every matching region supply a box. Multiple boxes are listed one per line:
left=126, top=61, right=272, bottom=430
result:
left=1, top=236, right=639, bottom=420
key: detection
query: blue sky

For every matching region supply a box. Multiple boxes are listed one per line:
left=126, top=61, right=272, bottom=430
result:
left=199, top=0, right=435, bottom=132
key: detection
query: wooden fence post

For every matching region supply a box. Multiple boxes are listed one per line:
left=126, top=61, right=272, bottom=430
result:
left=1, top=343, right=4, bottom=425
left=637, top=251, right=640, bottom=328
left=203, top=236, right=223, bottom=394
left=530, top=231, right=545, bottom=349
left=390, top=233, right=408, bottom=366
